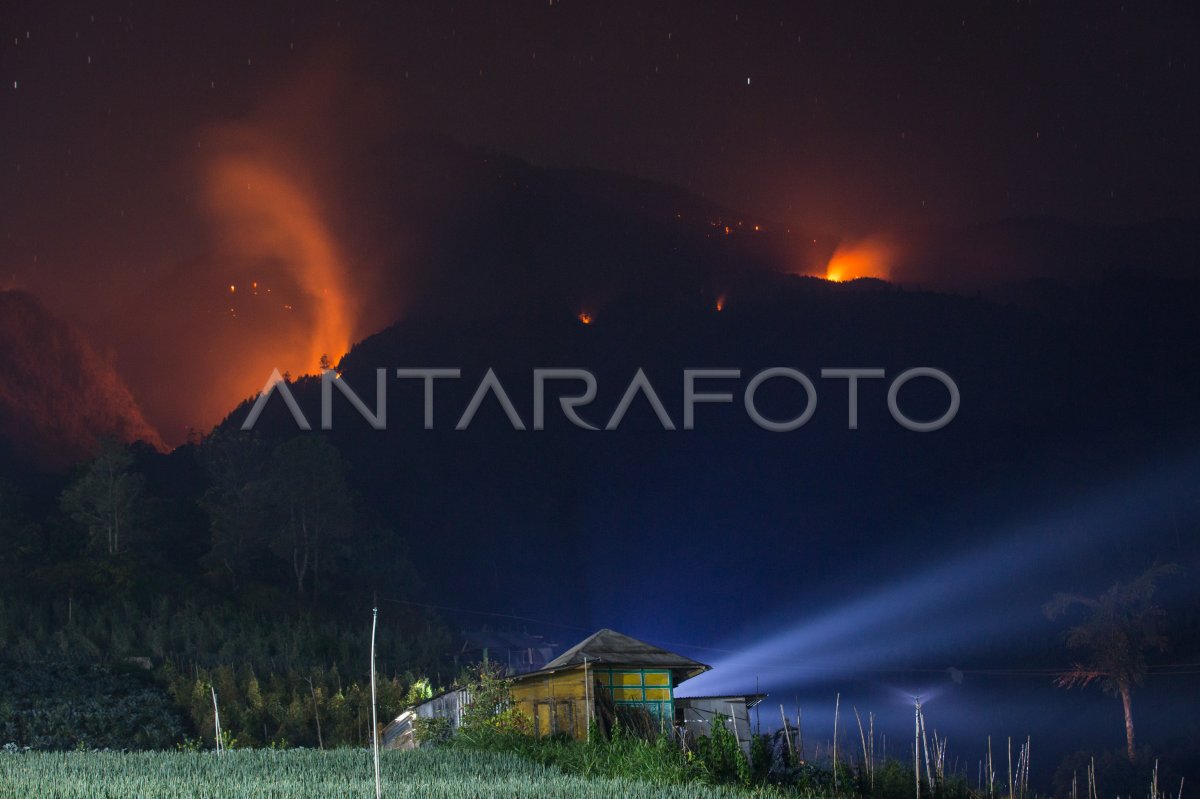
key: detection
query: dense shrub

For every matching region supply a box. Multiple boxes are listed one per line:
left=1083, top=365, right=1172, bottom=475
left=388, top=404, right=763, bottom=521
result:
left=1052, top=749, right=1190, bottom=799
left=0, top=661, right=186, bottom=750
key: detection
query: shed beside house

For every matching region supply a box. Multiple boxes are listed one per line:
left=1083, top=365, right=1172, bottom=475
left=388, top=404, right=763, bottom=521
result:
left=382, top=687, right=470, bottom=751
left=675, top=693, right=767, bottom=755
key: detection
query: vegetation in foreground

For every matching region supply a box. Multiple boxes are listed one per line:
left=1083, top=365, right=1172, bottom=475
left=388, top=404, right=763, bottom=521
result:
left=0, top=747, right=793, bottom=799
left=418, top=667, right=1191, bottom=799
left=413, top=667, right=973, bottom=799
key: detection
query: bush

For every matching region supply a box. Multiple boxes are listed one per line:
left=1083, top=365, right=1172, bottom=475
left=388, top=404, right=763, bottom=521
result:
left=693, top=713, right=751, bottom=786
left=0, top=660, right=187, bottom=750
left=415, top=716, right=453, bottom=746
left=1052, top=749, right=1189, bottom=799
left=455, top=666, right=531, bottom=746
left=527, top=723, right=697, bottom=785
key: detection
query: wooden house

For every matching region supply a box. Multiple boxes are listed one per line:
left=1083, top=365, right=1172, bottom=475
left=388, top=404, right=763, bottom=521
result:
left=506, top=628, right=709, bottom=740
left=385, top=628, right=714, bottom=747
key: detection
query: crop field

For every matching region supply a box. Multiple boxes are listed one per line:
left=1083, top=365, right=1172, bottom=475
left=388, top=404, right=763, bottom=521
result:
left=0, top=747, right=788, bottom=799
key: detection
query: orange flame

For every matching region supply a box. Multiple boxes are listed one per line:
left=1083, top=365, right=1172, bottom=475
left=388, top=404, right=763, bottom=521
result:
left=578, top=312, right=593, bottom=325
left=715, top=294, right=726, bottom=312
left=204, top=155, right=352, bottom=373
left=824, top=239, right=893, bottom=282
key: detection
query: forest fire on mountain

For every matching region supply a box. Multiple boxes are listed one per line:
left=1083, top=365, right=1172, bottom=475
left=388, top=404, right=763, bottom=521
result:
left=824, top=239, right=893, bottom=282
left=204, top=155, right=353, bottom=375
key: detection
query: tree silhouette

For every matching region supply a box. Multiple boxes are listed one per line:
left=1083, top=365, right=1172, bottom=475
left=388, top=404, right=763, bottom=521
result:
left=198, top=430, right=270, bottom=592
left=60, top=439, right=145, bottom=556
left=1043, top=563, right=1179, bottom=763
left=0, top=479, right=25, bottom=580
left=263, top=436, right=353, bottom=606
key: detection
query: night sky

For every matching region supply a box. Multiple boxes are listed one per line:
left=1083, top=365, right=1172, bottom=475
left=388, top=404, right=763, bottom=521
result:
left=4, top=2, right=1200, bottom=438
left=5, top=2, right=1199, bottom=306
left=3, top=2, right=1198, bottom=433
left=3, top=1, right=1200, bottom=778
left=6, top=2, right=1198, bottom=236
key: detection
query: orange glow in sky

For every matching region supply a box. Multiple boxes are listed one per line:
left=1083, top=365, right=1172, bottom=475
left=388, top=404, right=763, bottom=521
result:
left=824, top=239, right=893, bottom=282
left=204, top=156, right=353, bottom=375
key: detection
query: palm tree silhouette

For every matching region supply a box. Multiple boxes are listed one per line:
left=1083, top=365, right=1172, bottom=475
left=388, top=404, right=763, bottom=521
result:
left=1043, top=564, right=1179, bottom=763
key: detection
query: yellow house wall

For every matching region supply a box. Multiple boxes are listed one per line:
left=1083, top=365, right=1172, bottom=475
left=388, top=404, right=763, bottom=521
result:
left=510, top=668, right=590, bottom=740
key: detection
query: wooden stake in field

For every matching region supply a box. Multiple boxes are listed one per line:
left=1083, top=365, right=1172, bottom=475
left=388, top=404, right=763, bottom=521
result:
left=1023, top=737, right=1031, bottom=799
left=211, top=685, right=223, bottom=756
left=914, top=697, right=921, bottom=799
left=833, top=692, right=840, bottom=792
left=854, top=706, right=871, bottom=790
left=1007, top=737, right=1013, bottom=799
left=796, top=701, right=804, bottom=761
left=988, top=736, right=995, bottom=799
left=370, top=607, right=382, bottom=799
left=729, top=703, right=742, bottom=755
left=584, top=657, right=592, bottom=743
left=307, top=677, right=324, bottom=750
left=917, top=699, right=932, bottom=789
left=780, top=704, right=793, bottom=763
left=869, top=713, right=876, bottom=792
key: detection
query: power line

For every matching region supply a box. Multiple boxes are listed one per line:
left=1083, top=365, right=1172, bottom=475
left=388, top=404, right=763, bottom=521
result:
left=376, top=596, right=737, bottom=653
left=377, top=596, right=593, bottom=633
left=376, top=596, right=1200, bottom=677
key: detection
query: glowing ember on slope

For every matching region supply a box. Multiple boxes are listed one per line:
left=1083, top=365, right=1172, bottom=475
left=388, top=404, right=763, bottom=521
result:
left=824, top=238, right=893, bottom=282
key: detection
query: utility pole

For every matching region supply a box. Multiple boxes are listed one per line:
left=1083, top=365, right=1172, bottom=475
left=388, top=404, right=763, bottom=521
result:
left=583, top=656, right=592, bottom=742
left=371, top=607, right=382, bottom=799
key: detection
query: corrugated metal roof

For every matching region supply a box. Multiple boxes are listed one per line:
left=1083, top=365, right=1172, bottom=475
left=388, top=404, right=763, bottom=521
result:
left=675, top=693, right=768, bottom=709
left=542, top=628, right=710, bottom=675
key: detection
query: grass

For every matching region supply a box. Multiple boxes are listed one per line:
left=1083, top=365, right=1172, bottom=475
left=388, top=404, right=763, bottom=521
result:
left=0, top=747, right=798, bottom=799
left=450, top=727, right=701, bottom=786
